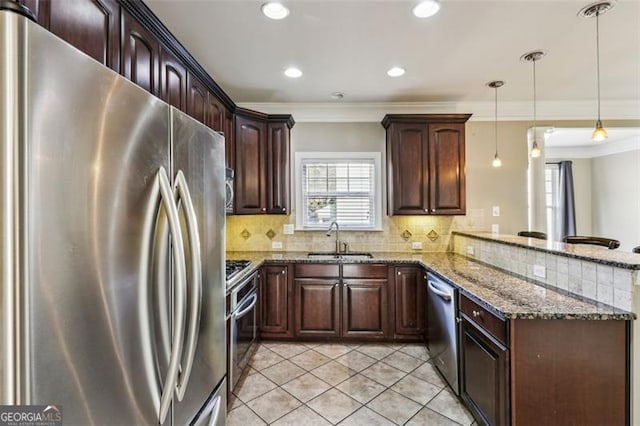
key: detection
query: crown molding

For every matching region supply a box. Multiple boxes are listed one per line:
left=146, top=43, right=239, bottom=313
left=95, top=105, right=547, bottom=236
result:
left=236, top=100, right=640, bottom=123
left=546, top=137, right=640, bottom=159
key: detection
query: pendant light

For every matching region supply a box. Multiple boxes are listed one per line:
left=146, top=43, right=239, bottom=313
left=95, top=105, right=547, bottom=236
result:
left=521, top=50, right=546, bottom=158
left=579, top=1, right=615, bottom=141
left=487, top=80, right=504, bottom=168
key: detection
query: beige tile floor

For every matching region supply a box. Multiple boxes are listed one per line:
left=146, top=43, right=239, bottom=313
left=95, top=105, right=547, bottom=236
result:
left=227, top=342, right=477, bottom=425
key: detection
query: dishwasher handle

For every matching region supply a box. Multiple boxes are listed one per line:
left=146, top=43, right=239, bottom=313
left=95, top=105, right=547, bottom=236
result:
left=428, top=280, right=452, bottom=301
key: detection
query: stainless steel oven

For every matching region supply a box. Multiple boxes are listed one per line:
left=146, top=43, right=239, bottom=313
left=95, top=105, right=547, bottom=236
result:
left=228, top=271, right=259, bottom=390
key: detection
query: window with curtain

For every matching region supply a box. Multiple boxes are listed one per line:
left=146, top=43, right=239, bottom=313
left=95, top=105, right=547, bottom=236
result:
left=295, top=152, right=382, bottom=230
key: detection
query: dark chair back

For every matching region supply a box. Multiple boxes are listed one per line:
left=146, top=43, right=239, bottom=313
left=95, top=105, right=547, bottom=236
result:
left=518, top=231, right=547, bottom=240
left=563, top=236, right=620, bottom=250
left=632, top=246, right=640, bottom=254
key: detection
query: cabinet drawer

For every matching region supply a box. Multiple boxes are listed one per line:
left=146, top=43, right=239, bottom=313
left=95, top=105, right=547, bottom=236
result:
left=343, top=264, right=388, bottom=279
left=294, top=264, right=340, bottom=278
left=459, top=294, right=508, bottom=346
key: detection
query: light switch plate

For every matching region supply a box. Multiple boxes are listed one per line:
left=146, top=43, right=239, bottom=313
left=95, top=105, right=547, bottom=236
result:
left=491, top=224, right=499, bottom=235
left=272, top=241, right=283, bottom=249
left=283, top=224, right=294, bottom=235
left=411, top=242, right=423, bottom=250
left=492, top=206, right=500, bottom=217
left=466, top=246, right=475, bottom=256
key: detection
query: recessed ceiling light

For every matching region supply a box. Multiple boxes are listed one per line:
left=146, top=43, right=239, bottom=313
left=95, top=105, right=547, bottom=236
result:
left=413, top=0, right=441, bottom=18
left=262, top=2, right=290, bottom=20
left=387, top=67, right=406, bottom=77
left=284, top=67, right=302, bottom=78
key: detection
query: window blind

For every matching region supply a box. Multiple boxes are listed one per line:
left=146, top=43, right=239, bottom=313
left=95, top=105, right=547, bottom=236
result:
left=301, top=158, right=376, bottom=229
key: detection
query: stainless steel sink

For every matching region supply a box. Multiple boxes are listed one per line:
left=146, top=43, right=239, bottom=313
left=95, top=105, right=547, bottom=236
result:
left=306, top=252, right=373, bottom=260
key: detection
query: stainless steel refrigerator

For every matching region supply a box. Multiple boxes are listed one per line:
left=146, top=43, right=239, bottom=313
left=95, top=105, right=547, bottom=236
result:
left=0, top=8, right=226, bottom=425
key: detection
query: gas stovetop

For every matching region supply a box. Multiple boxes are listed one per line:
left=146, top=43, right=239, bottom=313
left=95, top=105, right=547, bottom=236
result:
left=225, top=259, right=252, bottom=286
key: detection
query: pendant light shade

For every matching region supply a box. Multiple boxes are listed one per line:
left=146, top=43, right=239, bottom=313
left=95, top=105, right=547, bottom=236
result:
left=521, top=50, right=546, bottom=158
left=487, top=80, right=504, bottom=168
left=579, top=1, right=614, bottom=141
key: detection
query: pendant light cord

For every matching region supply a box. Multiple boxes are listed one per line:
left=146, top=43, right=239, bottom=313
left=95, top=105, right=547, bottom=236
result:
left=596, top=11, right=602, bottom=123
left=532, top=58, right=537, bottom=132
left=494, top=85, right=498, bottom=155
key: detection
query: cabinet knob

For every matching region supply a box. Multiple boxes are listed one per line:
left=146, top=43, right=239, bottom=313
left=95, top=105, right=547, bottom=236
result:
left=261, top=207, right=266, bottom=212
left=398, top=271, right=401, bottom=275
left=424, top=208, right=429, bottom=212
left=472, top=310, right=482, bottom=318
left=281, top=270, right=286, bottom=274
left=431, top=208, right=435, bottom=213
left=282, top=207, right=286, bottom=212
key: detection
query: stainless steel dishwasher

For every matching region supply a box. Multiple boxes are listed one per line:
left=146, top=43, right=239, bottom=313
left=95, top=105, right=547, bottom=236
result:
left=426, top=272, right=459, bottom=395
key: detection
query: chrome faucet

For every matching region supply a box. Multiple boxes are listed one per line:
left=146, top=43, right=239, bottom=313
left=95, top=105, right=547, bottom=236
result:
left=326, top=221, right=340, bottom=254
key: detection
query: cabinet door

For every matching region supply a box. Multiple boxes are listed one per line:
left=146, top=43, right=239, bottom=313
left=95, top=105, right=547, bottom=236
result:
left=186, top=71, right=207, bottom=124
left=36, top=0, right=120, bottom=72
left=342, top=279, right=387, bottom=340
left=205, top=94, right=225, bottom=133
left=235, top=115, right=267, bottom=214
left=121, top=10, right=159, bottom=96
left=260, top=265, right=291, bottom=337
left=159, top=47, right=187, bottom=111
left=394, top=266, right=426, bottom=337
left=294, top=279, right=340, bottom=338
left=428, top=123, right=466, bottom=214
left=460, top=316, right=509, bottom=426
left=224, top=111, right=235, bottom=170
left=388, top=122, right=429, bottom=215
left=266, top=122, right=289, bottom=214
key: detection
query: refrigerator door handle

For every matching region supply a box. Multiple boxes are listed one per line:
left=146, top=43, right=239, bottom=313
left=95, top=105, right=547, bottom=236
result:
left=207, top=395, right=222, bottom=426
left=173, top=170, right=202, bottom=402
left=157, top=167, right=188, bottom=425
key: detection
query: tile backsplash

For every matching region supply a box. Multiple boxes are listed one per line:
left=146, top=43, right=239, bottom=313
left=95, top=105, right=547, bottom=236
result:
left=226, top=209, right=487, bottom=253
left=452, top=234, right=638, bottom=311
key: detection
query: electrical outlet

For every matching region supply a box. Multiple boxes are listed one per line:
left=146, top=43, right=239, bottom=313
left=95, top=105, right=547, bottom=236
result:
left=271, top=241, right=283, bottom=250
left=492, top=206, right=500, bottom=217
left=533, top=264, right=546, bottom=278
left=466, top=246, right=475, bottom=256
left=411, top=242, right=423, bottom=250
left=283, top=224, right=294, bottom=235
left=491, top=224, right=500, bottom=235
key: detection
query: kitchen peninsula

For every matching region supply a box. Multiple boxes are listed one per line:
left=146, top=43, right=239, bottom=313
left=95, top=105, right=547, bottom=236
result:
left=227, top=232, right=636, bottom=425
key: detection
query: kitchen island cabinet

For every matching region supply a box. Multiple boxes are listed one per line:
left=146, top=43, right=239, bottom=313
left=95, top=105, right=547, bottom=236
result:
left=382, top=114, right=470, bottom=215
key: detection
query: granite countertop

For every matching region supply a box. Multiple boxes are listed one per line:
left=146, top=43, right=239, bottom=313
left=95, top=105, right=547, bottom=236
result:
left=454, top=231, right=640, bottom=270
left=227, top=251, right=636, bottom=321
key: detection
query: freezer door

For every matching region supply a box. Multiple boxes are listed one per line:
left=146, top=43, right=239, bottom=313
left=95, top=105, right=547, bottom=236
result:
left=192, top=378, right=227, bottom=426
left=170, top=108, right=226, bottom=424
left=3, top=13, right=173, bottom=424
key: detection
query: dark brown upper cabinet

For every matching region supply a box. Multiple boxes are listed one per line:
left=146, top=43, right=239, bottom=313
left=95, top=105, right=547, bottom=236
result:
left=20, top=0, right=120, bottom=72
left=159, top=46, right=186, bottom=111
left=121, top=9, right=159, bottom=96
left=186, top=71, right=208, bottom=124
left=382, top=114, right=471, bottom=215
left=234, top=108, right=294, bottom=215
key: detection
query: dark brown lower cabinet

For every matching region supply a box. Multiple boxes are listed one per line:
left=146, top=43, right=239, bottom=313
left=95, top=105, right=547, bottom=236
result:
left=342, top=279, right=387, bottom=340
left=294, top=279, right=340, bottom=338
left=259, top=264, right=292, bottom=338
left=393, top=266, right=426, bottom=339
left=460, top=315, right=509, bottom=426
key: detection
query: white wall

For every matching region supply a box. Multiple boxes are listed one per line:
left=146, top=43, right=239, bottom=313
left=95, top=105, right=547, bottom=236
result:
left=591, top=149, right=640, bottom=252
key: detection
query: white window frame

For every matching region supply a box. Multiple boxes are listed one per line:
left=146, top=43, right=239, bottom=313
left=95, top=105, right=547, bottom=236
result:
left=295, top=152, right=382, bottom=231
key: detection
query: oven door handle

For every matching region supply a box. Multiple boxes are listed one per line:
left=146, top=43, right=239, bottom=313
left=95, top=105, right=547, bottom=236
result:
left=235, top=293, right=258, bottom=319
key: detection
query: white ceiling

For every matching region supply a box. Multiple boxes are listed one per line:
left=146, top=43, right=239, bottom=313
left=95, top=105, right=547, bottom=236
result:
left=145, top=0, right=640, bottom=114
